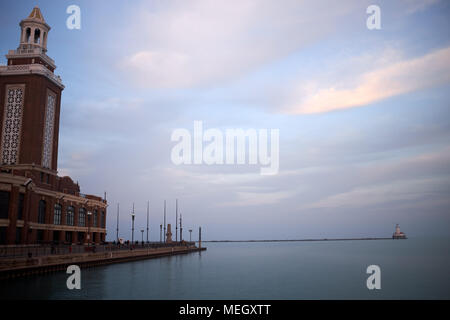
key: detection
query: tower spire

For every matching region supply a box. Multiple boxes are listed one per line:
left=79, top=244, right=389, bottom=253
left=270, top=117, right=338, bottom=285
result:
left=28, top=6, right=46, bottom=21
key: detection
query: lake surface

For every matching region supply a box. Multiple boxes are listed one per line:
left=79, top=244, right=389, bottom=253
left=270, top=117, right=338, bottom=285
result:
left=1, top=237, right=449, bottom=299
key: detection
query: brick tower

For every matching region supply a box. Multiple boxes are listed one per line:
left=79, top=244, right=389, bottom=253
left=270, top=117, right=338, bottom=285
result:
left=0, top=6, right=63, bottom=173
left=0, top=7, right=107, bottom=245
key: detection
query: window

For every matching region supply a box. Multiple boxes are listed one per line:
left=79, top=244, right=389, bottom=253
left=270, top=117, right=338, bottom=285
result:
left=15, top=227, right=22, bottom=244
left=78, top=208, right=86, bottom=227
left=36, top=230, right=44, bottom=243
left=38, top=200, right=46, bottom=224
left=66, top=206, right=74, bottom=226
left=54, top=204, right=62, bottom=225
left=0, top=191, right=9, bottom=219
left=0, top=227, right=7, bottom=245
left=101, top=210, right=105, bottom=228
left=93, top=210, right=98, bottom=227
left=65, top=231, right=72, bottom=243
left=34, top=28, right=40, bottom=44
left=17, top=193, right=24, bottom=220
left=25, top=28, right=31, bottom=43
left=53, top=231, right=60, bottom=243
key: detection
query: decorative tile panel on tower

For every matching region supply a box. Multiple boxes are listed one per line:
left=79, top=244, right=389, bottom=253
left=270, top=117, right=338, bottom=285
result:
left=42, top=90, right=56, bottom=169
left=1, top=85, right=25, bottom=165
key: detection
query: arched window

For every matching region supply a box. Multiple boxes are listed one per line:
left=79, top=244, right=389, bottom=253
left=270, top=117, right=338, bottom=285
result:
left=34, top=28, right=41, bottom=44
left=66, top=206, right=74, bottom=226
left=25, top=28, right=31, bottom=43
left=93, top=209, right=98, bottom=227
left=38, top=200, right=46, bottom=224
left=54, top=203, right=62, bottom=225
left=78, top=208, right=86, bottom=227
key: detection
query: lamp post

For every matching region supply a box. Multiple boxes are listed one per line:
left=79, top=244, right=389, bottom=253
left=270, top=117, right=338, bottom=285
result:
left=146, top=201, right=149, bottom=243
left=189, top=229, right=192, bottom=242
left=160, top=224, right=162, bottom=242
left=116, top=203, right=119, bottom=243
left=141, top=230, right=144, bottom=243
left=131, top=214, right=135, bottom=243
left=87, top=211, right=92, bottom=246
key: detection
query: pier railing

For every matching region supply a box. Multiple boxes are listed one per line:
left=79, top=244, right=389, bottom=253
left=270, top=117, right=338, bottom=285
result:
left=0, top=242, right=197, bottom=259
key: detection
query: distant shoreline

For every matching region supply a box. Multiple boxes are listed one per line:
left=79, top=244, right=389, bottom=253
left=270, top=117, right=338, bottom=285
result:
left=203, top=237, right=399, bottom=243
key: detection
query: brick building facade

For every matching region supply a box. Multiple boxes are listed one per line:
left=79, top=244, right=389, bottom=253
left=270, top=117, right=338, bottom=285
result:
left=0, top=7, right=107, bottom=245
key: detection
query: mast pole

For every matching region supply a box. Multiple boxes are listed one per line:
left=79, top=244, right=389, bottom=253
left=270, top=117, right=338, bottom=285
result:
left=175, top=199, right=178, bottom=242
left=146, top=201, right=149, bottom=243
left=180, top=213, right=183, bottom=242
left=116, top=203, right=119, bottom=242
left=163, top=200, right=166, bottom=243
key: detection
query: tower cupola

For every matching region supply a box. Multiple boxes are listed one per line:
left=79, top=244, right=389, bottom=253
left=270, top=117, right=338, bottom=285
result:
left=18, top=6, right=51, bottom=53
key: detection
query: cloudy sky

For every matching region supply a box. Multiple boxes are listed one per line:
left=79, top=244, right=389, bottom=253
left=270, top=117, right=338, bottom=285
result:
left=1, top=0, right=449, bottom=240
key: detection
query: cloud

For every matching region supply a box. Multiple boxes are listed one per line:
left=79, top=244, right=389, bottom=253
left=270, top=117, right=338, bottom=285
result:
left=76, top=98, right=144, bottom=111
left=58, top=151, right=97, bottom=179
left=163, top=167, right=265, bottom=185
left=403, top=0, right=440, bottom=14
left=285, top=46, right=450, bottom=114
left=42, top=0, right=450, bottom=239
left=306, top=176, right=450, bottom=209
left=119, top=0, right=361, bottom=88
left=218, top=189, right=296, bottom=207
left=302, top=147, right=450, bottom=209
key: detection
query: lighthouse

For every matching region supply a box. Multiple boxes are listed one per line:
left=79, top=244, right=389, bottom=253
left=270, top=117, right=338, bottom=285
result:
left=392, top=224, right=407, bottom=239
left=166, top=224, right=173, bottom=243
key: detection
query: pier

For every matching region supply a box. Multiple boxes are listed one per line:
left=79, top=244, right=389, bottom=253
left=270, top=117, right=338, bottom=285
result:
left=203, top=237, right=398, bottom=243
left=0, top=243, right=206, bottom=280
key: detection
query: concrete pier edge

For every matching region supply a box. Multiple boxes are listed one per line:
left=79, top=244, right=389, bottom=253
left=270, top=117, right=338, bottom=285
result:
left=0, top=246, right=207, bottom=280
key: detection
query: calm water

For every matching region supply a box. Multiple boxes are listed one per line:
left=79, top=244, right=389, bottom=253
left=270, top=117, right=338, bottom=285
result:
left=1, top=237, right=449, bottom=299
